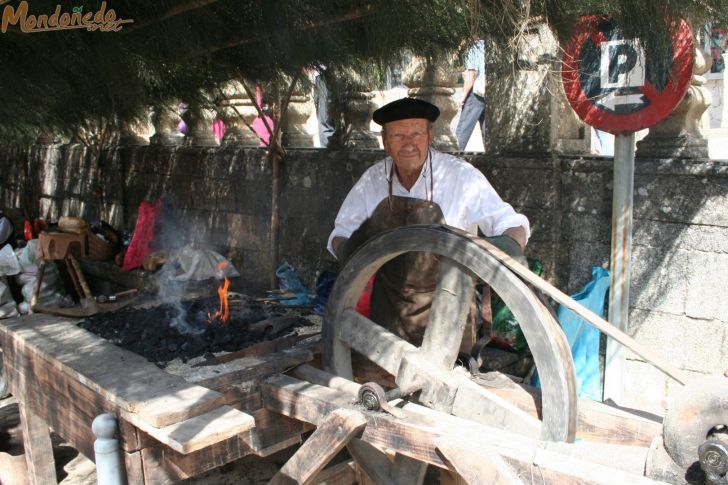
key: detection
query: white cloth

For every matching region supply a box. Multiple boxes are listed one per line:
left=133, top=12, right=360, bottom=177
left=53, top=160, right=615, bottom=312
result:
left=327, top=149, right=530, bottom=255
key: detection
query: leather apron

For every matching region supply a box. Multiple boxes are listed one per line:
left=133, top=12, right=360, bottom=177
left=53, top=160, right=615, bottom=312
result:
left=342, top=196, right=475, bottom=346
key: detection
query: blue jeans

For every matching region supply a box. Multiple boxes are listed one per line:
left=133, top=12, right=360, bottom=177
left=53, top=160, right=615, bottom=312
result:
left=455, top=92, right=485, bottom=151
left=314, top=75, right=335, bottom=147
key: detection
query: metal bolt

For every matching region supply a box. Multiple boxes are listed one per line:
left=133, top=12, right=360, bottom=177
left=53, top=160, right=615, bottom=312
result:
left=704, top=449, right=724, bottom=467
left=360, top=390, right=380, bottom=411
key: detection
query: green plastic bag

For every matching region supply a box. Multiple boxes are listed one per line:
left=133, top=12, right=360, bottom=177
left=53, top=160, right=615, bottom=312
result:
left=490, top=258, right=543, bottom=352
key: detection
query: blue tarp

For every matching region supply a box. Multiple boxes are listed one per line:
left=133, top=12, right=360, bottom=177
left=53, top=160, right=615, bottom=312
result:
left=533, top=266, right=610, bottom=401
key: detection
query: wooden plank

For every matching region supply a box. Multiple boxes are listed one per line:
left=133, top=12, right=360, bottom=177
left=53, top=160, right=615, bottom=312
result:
left=123, top=450, right=145, bottom=485
left=137, top=408, right=307, bottom=481
left=0, top=315, right=225, bottom=427
left=476, top=375, right=662, bottom=447
left=270, top=409, right=367, bottom=485
left=121, top=405, right=256, bottom=454
left=419, top=259, right=474, bottom=371
left=312, top=460, right=357, bottom=485
left=338, top=309, right=416, bottom=376
left=262, top=375, right=665, bottom=485
left=436, top=437, right=524, bottom=485
left=291, top=364, right=361, bottom=396
left=3, top=334, right=143, bottom=456
left=347, top=439, right=397, bottom=485
left=389, top=453, right=427, bottom=484
left=18, top=399, right=57, bottom=485
left=177, top=347, right=313, bottom=390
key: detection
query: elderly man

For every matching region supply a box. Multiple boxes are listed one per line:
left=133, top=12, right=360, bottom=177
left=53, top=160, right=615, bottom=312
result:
left=327, top=97, right=529, bottom=345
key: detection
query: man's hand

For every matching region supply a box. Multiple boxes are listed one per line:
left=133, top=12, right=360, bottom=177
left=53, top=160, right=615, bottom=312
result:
left=461, top=69, right=477, bottom=106
left=332, top=236, right=348, bottom=261
left=485, top=226, right=528, bottom=266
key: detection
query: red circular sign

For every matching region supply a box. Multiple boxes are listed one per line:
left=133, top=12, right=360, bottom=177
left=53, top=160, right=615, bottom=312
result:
left=562, top=16, right=694, bottom=135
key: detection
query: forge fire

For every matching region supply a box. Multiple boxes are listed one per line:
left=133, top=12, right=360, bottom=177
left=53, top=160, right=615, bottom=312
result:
left=78, top=296, right=311, bottom=366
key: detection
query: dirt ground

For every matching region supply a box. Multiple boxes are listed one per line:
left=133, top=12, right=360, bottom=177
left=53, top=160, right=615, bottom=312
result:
left=0, top=394, right=283, bottom=484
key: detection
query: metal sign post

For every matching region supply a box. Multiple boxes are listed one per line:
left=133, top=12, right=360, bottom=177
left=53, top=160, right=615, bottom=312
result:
left=603, top=133, right=635, bottom=403
left=562, top=16, right=694, bottom=403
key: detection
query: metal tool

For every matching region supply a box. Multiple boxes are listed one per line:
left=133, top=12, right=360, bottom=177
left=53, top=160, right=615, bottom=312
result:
left=357, top=382, right=406, bottom=419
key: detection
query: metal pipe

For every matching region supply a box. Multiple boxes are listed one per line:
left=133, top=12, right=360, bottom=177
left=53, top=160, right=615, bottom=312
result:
left=92, top=413, right=124, bottom=485
left=604, top=132, right=637, bottom=403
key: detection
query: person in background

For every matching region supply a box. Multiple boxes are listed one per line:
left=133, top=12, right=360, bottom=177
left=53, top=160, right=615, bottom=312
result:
left=455, top=37, right=486, bottom=151
left=312, top=67, right=336, bottom=148
left=328, top=97, right=528, bottom=345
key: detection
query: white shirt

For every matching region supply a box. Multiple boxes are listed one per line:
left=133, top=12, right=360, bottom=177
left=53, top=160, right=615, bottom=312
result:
left=327, top=149, right=530, bottom=255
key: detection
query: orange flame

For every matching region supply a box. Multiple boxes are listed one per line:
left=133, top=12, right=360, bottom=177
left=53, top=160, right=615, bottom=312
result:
left=208, top=262, right=230, bottom=324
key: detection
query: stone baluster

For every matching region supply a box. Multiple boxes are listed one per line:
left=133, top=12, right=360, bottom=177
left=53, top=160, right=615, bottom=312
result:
left=720, top=52, right=728, bottom=129
left=402, top=55, right=459, bottom=151
left=183, top=100, right=219, bottom=147
left=119, top=112, right=151, bottom=146
left=217, top=81, right=260, bottom=147
left=327, top=68, right=379, bottom=149
left=150, top=104, right=184, bottom=146
left=282, top=79, right=315, bottom=148
left=636, top=46, right=712, bottom=158
left=36, top=131, right=58, bottom=145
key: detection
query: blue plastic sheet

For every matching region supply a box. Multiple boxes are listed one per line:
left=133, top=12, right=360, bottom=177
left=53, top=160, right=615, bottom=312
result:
left=272, top=261, right=313, bottom=306
left=533, top=266, right=610, bottom=401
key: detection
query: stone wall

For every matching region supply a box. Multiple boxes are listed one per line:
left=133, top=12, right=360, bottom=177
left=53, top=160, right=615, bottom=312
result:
left=1, top=142, right=727, bottom=413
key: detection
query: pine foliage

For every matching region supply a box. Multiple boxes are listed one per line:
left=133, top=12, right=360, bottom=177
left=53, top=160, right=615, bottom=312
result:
left=1, top=0, right=727, bottom=140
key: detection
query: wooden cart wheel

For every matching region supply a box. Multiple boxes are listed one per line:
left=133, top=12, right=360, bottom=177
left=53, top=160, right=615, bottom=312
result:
left=323, top=225, right=577, bottom=445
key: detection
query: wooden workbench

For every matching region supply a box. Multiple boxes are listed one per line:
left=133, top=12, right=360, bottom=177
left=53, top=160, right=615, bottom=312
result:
left=0, top=312, right=314, bottom=483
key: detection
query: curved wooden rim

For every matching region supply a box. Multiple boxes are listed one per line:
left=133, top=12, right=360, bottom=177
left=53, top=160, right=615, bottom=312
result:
left=323, top=224, right=577, bottom=442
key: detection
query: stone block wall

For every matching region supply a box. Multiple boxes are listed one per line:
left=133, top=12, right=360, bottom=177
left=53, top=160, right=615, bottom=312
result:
left=1, top=142, right=727, bottom=412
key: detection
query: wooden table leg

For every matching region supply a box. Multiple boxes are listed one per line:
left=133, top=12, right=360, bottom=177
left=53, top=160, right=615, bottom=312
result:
left=28, top=261, right=46, bottom=312
left=66, top=255, right=99, bottom=312
left=18, top=399, right=58, bottom=485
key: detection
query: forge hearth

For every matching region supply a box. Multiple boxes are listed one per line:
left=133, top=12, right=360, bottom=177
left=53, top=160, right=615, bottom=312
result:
left=78, top=297, right=314, bottom=366
left=0, top=302, right=317, bottom=483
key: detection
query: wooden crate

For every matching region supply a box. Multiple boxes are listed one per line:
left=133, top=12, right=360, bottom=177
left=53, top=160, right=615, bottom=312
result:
left=38, top=230, right=115, bottom=261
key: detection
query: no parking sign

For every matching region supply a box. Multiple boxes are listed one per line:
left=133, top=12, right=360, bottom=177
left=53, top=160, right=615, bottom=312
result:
left=562, top=16, right=694, bottom=134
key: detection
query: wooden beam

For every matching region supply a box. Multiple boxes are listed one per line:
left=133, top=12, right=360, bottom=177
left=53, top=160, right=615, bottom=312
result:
left=18, top=400, right=57, bottom=485
left=339, top=308, right=416, bottom=376
left=0, top=316, right=225, bottom=428
left=419, top=259, right=474, bottom=370
left=262, top=375, right=662, bottom=485
left=311, top=460, right=357, bottom=485
left=436, top=437, right=524, bottom=485
left=270, top=409, right=367, bottom=485
left=475, top=374, right=662, bottom=447
left=121, top=405, right=255, bottom=455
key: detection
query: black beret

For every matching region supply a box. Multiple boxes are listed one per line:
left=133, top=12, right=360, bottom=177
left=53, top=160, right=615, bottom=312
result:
left=372, top=97, right=440, bottom=125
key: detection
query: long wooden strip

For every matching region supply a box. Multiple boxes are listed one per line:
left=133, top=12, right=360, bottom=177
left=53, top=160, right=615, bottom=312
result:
left=467, top=231, right=689, bottom=385
left=270, top=409, right=367, bottom=485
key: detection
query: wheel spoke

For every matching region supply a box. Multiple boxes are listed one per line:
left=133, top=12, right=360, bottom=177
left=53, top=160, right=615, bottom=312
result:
left=324, top=225, right=577, bottom=443
left=419, top=259, right=475, bottom=371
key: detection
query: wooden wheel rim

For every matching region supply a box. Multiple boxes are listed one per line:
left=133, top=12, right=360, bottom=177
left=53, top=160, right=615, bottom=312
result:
left=323, top=224, right=577, bottom=442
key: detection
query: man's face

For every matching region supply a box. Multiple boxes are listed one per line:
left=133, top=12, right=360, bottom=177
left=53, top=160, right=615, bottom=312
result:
left=382, top=118, right=434, bottom=173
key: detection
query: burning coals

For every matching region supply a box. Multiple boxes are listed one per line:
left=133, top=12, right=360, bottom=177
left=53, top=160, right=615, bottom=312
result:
left=78, top=296, right=312, bottom=366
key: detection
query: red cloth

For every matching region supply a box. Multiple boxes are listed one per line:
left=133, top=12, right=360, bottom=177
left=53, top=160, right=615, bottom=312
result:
left=355, top=275, right=375, bottom=318
left=122, top=199, right=163, bottom=272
